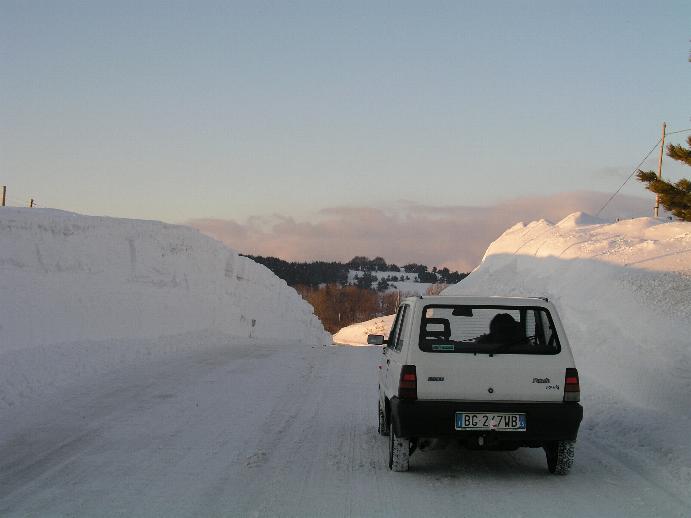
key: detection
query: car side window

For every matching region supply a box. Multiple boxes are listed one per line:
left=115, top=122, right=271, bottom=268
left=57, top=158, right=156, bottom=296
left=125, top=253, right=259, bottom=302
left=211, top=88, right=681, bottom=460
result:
left=387, top=307, right=403, bottom=349
left=391, top=305, right=409, bottom=352
left=386, top=310, right=401, bottom=349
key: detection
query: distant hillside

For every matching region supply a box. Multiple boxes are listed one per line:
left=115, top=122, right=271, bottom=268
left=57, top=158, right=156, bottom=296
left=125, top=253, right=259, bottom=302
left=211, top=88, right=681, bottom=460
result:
left=244, top=255, right=467, bottom=290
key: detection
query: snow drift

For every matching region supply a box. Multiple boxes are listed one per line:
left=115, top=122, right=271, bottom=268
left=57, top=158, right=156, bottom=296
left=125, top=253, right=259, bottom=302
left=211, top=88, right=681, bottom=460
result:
left=332, top=314, right=395, bottom=346
left=443, top=212, right=691, bottom=496
left=0, top=208, right=329, bottom=409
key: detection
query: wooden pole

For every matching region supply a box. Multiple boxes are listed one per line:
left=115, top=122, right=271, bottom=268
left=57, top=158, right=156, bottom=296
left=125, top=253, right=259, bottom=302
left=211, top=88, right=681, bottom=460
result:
left=1, top=186, right=5, bottom=207
left=654, top=122, right=666, bottom=217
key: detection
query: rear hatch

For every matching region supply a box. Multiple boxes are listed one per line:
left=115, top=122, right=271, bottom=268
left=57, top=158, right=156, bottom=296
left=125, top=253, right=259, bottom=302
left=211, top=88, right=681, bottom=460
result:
left=415, top=353, right=566, bottom=402
left=412, top=303, right=570, bottom=402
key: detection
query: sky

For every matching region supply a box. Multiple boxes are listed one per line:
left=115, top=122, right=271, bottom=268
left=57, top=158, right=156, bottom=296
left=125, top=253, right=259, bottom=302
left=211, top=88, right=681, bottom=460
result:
left=2, top=1, right=690, bottom=268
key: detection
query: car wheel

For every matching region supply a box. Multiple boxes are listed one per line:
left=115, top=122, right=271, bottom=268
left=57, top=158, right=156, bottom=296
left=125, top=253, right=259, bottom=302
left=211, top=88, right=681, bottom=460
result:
left=544, top=440, right=575, bottom=475
left=389, top=428, right=410, bottom=472
left=378, top=400, right=389, bottom=436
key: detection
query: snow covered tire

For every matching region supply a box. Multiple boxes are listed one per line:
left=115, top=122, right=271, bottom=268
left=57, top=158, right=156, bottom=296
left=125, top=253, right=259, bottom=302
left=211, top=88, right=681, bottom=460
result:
left=389, top=429, right=410, bottom=472
left=545, top=440, right=575, bottom=475
left=378, top=400, right=389, bottom=436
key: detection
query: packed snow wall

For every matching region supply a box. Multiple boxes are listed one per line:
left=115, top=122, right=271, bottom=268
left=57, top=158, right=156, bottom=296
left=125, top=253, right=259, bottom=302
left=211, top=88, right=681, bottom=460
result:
left=443, top=212, right=691, bottom=408
left=0, top=208, right=329, bottom=407
left=444, top=212, right=691, bottom=491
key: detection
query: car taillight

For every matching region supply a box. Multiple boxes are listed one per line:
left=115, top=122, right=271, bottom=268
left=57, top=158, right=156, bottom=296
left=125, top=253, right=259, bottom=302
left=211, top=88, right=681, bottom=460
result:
left=564, top=367, right=580, bottom=402
left=398, top=365, right=417, bottom=400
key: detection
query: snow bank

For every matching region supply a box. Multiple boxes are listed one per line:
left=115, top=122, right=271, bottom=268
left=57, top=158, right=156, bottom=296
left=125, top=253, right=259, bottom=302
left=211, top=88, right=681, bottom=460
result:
left=444, top=212, right=691, bottom=495
left=332, top=314, right=395, bottom=346
left=0, top=208, right=329, bottom=409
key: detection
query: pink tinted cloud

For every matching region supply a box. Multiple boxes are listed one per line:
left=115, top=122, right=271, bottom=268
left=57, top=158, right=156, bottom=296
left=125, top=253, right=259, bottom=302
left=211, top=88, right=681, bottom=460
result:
left=187, top=191, right=651, bottom=272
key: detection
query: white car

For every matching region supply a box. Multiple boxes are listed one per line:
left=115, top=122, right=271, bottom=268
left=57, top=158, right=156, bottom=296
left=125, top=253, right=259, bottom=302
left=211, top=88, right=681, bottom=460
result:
left=370, top=295, right=583, bottom=473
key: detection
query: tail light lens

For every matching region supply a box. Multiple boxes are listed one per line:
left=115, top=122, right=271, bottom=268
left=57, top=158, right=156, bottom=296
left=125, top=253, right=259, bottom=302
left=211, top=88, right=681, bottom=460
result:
left=564, top=367, right=580, bottom=402
left=398, top=365, right=417, bottom=400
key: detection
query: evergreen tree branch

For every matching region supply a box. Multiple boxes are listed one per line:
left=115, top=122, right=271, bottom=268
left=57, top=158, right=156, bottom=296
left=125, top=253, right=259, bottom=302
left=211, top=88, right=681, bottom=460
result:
left=666, top=136, right=691, bottom=166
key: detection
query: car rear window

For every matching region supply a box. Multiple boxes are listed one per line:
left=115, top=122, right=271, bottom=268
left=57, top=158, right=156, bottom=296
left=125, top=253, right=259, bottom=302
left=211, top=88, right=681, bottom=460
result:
left=418, top=305, right=561, bottom=355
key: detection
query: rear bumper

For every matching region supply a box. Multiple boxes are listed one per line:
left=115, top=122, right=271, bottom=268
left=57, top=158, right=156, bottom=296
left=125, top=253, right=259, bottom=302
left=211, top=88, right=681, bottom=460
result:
left=390, top=398, right=583, bottom=443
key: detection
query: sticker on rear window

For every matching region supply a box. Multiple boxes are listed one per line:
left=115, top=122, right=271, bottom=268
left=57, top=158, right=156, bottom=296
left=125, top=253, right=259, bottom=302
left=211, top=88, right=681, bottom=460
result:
left=431, top=344, right=454, bottom=351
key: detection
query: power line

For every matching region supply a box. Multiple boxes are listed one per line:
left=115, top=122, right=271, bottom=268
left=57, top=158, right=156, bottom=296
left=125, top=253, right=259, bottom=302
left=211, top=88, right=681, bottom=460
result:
left=595, top=127, right=691, bottom=217
left=595, top=138, right=663, bottom=217
left=665, top=127, right=691, bottom=136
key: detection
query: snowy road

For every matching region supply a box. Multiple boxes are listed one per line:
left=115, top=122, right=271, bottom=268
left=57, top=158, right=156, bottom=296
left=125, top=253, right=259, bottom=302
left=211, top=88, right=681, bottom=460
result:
left=1, top=342, right=688, bottom=517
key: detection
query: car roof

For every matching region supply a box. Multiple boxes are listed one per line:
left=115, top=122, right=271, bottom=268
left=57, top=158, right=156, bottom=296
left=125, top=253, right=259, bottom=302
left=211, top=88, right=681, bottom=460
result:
left=402, top=295, right=551, bottom=307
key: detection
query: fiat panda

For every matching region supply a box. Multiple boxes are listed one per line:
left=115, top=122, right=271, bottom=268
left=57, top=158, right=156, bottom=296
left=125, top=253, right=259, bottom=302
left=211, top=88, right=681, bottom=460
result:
left=370, top=296, right=583, bottom=473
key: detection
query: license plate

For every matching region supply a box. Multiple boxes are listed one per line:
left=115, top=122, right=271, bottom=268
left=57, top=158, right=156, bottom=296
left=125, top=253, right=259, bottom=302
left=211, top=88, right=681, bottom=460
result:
left=455, top=412, right=526, bottom=431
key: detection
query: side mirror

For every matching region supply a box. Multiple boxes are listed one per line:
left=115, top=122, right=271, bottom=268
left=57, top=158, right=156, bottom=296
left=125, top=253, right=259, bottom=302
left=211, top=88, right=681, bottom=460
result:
left=367, top=334, right=386, bottom=346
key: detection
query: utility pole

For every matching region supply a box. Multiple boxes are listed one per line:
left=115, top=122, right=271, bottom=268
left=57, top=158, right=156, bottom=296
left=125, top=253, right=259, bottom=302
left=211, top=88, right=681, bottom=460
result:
left=1, top=186, right=5, bottom=207
left=654, top=122, right=666, bottom=217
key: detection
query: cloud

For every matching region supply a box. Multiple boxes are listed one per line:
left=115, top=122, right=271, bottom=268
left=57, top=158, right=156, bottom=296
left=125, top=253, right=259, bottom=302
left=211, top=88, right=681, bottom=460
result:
left=187, top=191, right=652, bottom=272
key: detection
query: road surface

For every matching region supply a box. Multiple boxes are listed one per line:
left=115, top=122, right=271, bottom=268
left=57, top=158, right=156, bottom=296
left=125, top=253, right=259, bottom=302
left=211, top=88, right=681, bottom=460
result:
left=1, top=341, right=688, bottom=517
